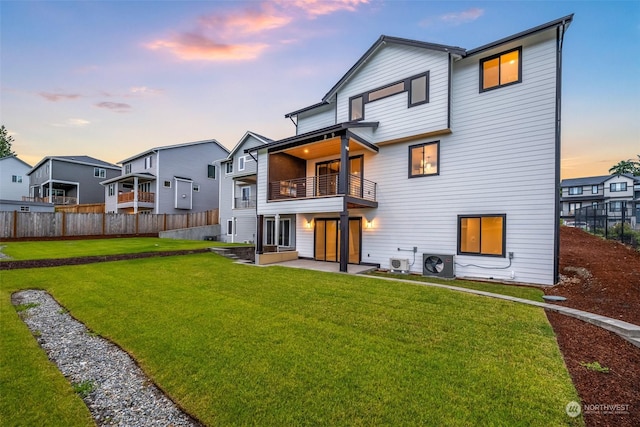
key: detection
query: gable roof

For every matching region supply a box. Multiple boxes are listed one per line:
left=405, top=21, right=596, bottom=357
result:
left=0, top=154, right=32, bottom=169
left=561, top=173, right=640, bottom=188
left=226, top=131, right=273, bottom=160
left=27, top=155, right=119, bottom=175
left=118, top=139, right=229, bottom=164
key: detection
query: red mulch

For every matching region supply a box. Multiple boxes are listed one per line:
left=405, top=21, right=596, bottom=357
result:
left=546, top=226, right=640, bottom=426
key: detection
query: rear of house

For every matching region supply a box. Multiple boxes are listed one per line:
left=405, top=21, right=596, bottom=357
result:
left=253, top=15, right=573, bottom=286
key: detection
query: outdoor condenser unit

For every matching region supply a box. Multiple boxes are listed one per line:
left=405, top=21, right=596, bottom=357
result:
left=422, top=254, right=455, bottom=279
left=389, top=258, right=410, bottom=273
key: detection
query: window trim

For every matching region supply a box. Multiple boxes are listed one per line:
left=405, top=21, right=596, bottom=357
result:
left=408, top=71, right=430, bottom=107
left=124, top=164, right=132, bottom=174
left=94, top=167, right=106, bottom=178
left=408, top=141, right=440, bottom=178
left=568, top=186, right=583, bottom=195
left=457, top=214, right=507, bottom=258
left=163, top=180, right=171, bottom=188
left=227, top=219, right=234, bottom=236
left=11, top=175, right=23, bottom=183
left=108, top=184, right=115, bottom=197
left=591, top=185, right=598, bottom=194
left=349, top=95, right=364, bottom=121
left=479, top=46, right=522, bottom=92
left=238, top=156, right=246, bottom=171
left=207, top=164, right=216, bottom=179
left=225, top=162, right=233, bottom=175
left=610, top=182, right=627, bottom=192
left=144, top=156, right=153, bottom=169
left=193, top=184, right=200, bottom=192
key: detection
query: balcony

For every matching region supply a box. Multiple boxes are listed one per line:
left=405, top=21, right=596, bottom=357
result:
left=117, top=191, right=155, bottom=204
left=22, top=196, right=77, bottom=205
left=234, top=197, right=257, bottom=209
left=269, top=173, right=377, bottom=208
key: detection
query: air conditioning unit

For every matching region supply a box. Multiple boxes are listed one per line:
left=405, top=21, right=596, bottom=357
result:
left=423, top=254, right=455, bottom=279
left=389, top=258, right=410, bottom=273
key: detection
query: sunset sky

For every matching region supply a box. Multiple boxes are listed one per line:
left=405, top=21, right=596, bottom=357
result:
left=1, top=1, right=638, bottom=179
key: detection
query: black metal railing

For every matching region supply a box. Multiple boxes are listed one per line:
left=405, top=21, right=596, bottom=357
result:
left=234, top=197, right=256, bottom=209
left=572, top=202, right=639, bottom=248
left=269, top=173, right=377, bottom=203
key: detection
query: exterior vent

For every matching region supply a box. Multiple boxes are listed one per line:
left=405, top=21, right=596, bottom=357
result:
left=389, top=258, right=409, bottom=273
left=423, top=254, right=455, bottom=279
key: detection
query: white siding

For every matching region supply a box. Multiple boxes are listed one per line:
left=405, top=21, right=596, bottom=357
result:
left=0, top=157, right=31, bottom=200
left=297, top=106, right=335, bottom=135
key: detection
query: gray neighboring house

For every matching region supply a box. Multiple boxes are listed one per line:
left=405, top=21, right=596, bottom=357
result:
left=218, top=132, right=272, bottom=243
left=0, top=155, right=31, bottom=201
left=561, top=174, right=640, bottom=228
left=101, top=139, right=229, bottom=214
left=26, top=155, right=120, bottom=205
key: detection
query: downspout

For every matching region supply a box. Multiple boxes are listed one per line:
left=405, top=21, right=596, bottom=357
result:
left=155, top=150, right=160, bottom=213
left=553, top=19, right=569, bottom=284
left=339, top=134, right=350, bottom=273
left=48, top=159, right=53, bottom=204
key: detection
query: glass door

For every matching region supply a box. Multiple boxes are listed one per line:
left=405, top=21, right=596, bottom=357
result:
left=314, top=218, right=361, bottom=264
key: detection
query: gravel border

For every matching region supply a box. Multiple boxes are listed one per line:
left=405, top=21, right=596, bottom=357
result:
left=12, top=289, right=201, bottom=427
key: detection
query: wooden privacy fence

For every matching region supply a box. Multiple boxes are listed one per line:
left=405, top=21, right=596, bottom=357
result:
left=0, top=209, right=219, bottom=239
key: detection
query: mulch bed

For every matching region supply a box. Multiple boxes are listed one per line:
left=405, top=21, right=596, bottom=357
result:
left=546, top=226, right=640, bottom=426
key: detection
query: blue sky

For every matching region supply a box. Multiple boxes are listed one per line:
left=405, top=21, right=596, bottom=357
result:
left=1, top=1, right=638, bottom=178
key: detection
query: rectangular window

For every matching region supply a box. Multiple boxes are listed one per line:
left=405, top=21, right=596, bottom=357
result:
left=124, top=164, right=132, bottom=174
left=225, top=162, right=233, bottom=174
left=241, top=186, right=251, bottom=201
left=409, top=141, right=439, bottom=178
left=368, top=81, right=404, bottom=102
left=207, top=164, right=216, bottom=179
left=610, top=182, right=627, bottom=192
left=458, top=214, right=506, bottom=257
left=568, top=187, right=583, bottom=195
left=11, top=175, right=22, bottom=183
left=108, top=184, right=115, bottom=197
left=409, top=72, right=429, bottom=106
left=238, top=156, right=246, bottom=171
left=265, top=218, right=290, bottom=246
left=350, top=95, right=363, bottom=121
left=94, top=168, right=106, bottom=178
left=193, top=184, right=200, bottom=192
left=163, top=180, right=171, bottom=188
left=592, top=185, right=598, bottom=194
left=20, top=206, right=30, bottom=212
left=227, top=219, right=234, bottom=235
left=609, top=201, right=623, bottom=212
left=480, top=47, right=521, bottom=92
left=569, top=202, right=582, bottom=213
left=145, top=156, right=153, bottom=169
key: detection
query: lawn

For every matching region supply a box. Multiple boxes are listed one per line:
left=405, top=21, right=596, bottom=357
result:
left=1, top=241, right=583, bottom=426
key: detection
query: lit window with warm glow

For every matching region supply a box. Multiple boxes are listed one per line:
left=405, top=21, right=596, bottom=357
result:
left=458, top=215, right=506, bottom=257
left=409, top=141, right=439, bottom=178
left=480, top=47, right=521, bottom=92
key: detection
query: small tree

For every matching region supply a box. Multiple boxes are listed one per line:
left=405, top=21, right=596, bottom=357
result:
left=0, top=125, right=16, bottom=157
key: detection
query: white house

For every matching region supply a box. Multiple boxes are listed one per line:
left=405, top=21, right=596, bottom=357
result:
left=101, top=139, right=229, bottom=214
left=0, top=155, right=31, bottom=201
left=218, top=131, right=272, bottom=243
left=250, top=15, right=573, bottom=286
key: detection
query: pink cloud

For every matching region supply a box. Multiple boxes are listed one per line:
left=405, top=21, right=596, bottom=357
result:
left=282, top=0, right=369, bottom=17
left=96, top=102, right=132, bottom=112
left=199, top=5, right=292, bottom=35
left=147, top=32, right=268, bottom=61
left=439, top=8, right=484, bottom=25
left=39, top=92, right=81, bottom=102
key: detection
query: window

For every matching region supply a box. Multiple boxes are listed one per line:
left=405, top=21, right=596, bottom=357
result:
left=238, top=156, right=246, bottom=171
left=609, top=201, right=623, bottom=212
left=124, top=164, right=131, bottom=174
left=592, top=185, right=598, bottom=194
left=108, top=184, right=115, bottom=197
left=409, top=72, right=429, bottom=106
left=458, top=214, right=506, bottom=257
left=20, top=206, right=30, bottom=212
left=227, top=219, right=234, bottom=235
left=265, top=218, right=291, bottom=247
left=368, top=81, right=404, bottom=102
left=568, top=187, right=583, bottom=195
left=145, top=156, right=153, bottom=169
left=480, top=47, right=521, bottom=92
left=241, top=186, right=251, bottom=201
left=350, top=95, right=363, bottom=121
left=11, top=175, right=22, bottom=183
left=610, top=182, right=627, bottom=192
left=163, top=180, right=171, bottom=188
left=94, top=168, right=106, bottom=178
left=569, top=202, right=582, bottom=213
left=207, top=164, right=216, bottom=179
left=193, top=184, right=200, bottom=192
left=409, top=141, right=439, bottom=177
left=225, top=162, right=233, bottom=174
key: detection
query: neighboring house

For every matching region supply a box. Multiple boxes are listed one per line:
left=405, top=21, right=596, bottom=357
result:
left=0, top=199, right=54, bottom=213
left=218, top=131, right=272, bottom=243
left=101, top=139, right=229, bottom=214
left=0, top=155, right=31, bottom=201
left=26, top=155, right=120, bottom=205
left=561, top=174, right=640, bottom=228
left=250, top=15, right=573, bottom=286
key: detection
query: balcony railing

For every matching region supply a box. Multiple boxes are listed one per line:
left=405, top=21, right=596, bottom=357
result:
left=269, top=173, right=376, bottom=203
left=117, top=192, right=155, bottom=204
left=22, top=196, right=77, bottom=205
left=234, top=197, right=257, bottom=209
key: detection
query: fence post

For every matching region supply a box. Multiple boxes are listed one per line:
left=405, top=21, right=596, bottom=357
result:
left=13, top=210, right=18, bottom=238
left=62, top=211, right=66, bottom=237
left=102, top=212, right=106, bottom=236
left=621, top=201, right=626, bottom=243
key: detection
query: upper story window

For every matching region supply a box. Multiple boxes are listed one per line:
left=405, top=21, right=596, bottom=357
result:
left=458, top=214, right=506, bottom=257
left=592, top=185, right=598, bottom=194
left=145, top=156, right=153, bottom=169
left=349, top=71, right=430, bottom=121
left=409, top=141, right=439, bottom=178
left=568, top=187, right=583, bottom=195
left=124, top=164, right=132, bottom=174
left=480, top=47, right=521, bottom=92
left=610, top=182, right=627, bottom=192
left=609, top=201, right=623, bottom=212
left=163, top=180, right=171, bottom=188
left=94, top=168, right=106, bottom=178
left=207, top=164, right=216, bottom=179
left=11, top=175, right=22, bottom=183
left=238, top=156, right=246, bottom=171
left=108, top=184, right=115, bottom=196
left=225, top=162, right=233, bottom=174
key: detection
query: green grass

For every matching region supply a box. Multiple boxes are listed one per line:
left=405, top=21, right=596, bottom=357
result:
left=1, top=246, right=583, bottom=426
left=0, top=237, right=244, bottom=261
left=368, top=271, right=545, bottom=302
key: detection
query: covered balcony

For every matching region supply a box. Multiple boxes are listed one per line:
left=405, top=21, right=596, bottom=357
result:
left=269, top=173, right=377, bottom=207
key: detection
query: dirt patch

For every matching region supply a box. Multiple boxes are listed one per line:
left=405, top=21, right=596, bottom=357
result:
left=547, top=227, right=640, bottom=426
